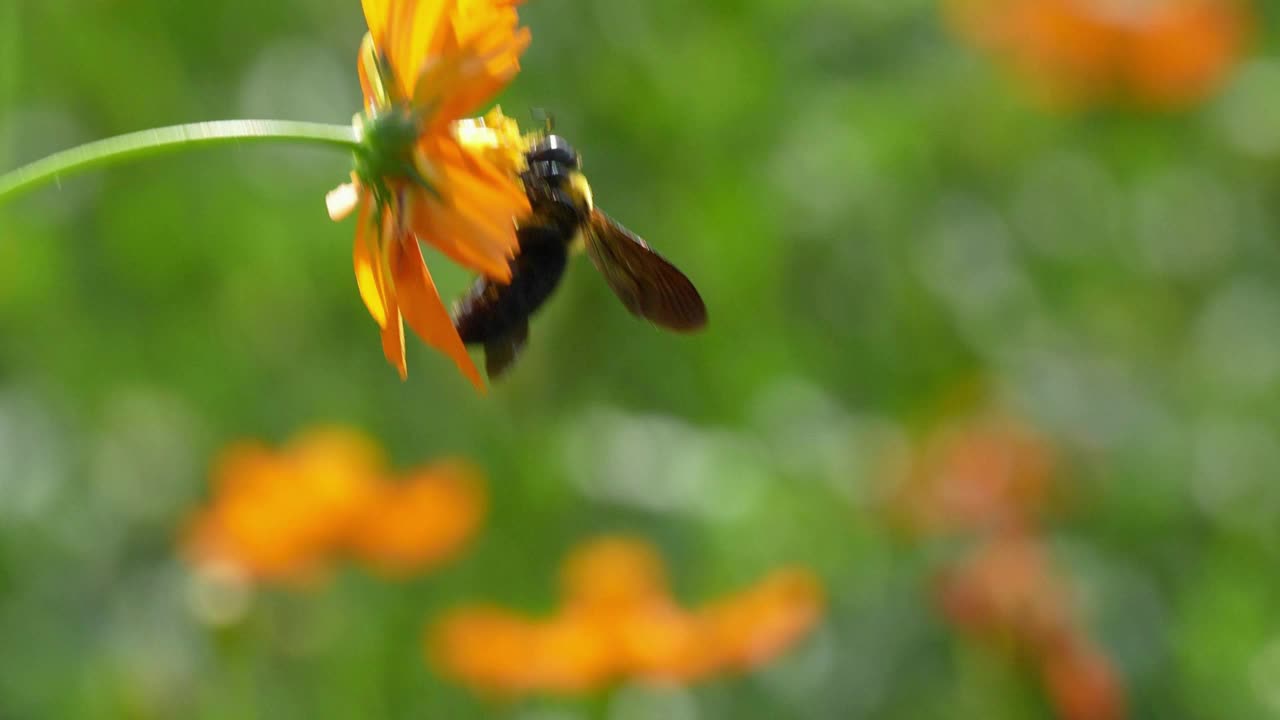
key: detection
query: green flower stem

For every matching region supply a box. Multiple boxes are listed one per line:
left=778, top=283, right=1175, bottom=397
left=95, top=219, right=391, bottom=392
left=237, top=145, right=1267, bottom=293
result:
left=0, top=120, right=361, bottom=203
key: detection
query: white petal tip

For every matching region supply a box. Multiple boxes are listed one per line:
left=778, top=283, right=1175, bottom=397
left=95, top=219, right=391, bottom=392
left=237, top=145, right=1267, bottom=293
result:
left=326, top=183, right=361, bottom=221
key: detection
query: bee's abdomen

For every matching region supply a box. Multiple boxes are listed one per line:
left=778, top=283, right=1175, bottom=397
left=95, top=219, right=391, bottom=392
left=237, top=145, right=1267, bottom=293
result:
left=453, top=226, right=570, bottom=345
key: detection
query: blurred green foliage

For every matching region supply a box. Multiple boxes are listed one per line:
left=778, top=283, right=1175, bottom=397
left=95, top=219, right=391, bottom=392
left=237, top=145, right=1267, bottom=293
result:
left=3, top=0, right=1280, bottom=718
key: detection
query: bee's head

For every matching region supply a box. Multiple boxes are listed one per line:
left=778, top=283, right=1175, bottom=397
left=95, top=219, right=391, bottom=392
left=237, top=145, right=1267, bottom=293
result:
left=526, top=134, right=581, bottom=170
left=520, top=133, right=593, bottom=224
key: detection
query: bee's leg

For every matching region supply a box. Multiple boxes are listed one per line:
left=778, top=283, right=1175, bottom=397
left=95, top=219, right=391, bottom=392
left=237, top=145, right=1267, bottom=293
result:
left=483, top=319, right=529, bottom=379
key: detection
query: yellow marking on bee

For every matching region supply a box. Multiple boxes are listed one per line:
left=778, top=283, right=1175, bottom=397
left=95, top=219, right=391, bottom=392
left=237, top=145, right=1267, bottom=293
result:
left=568, top=228, right=587, bottom=255
left=569, top=171, right=594, bottom=213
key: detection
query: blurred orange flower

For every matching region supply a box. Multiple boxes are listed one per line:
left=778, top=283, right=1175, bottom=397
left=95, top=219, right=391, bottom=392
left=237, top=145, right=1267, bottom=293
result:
left=345, top=459, right=487, bottom=577
left=1041, top=637, right=1127, bottom=720
left=184, top=428, right=382, bottom=584
left=891, top=415, right=1054, bottom=536
left=936, top=530, right=1126, bottom=720
left=183, top=428, right=486, bottom=586
left=430, top=537, right=824, bottom=696
left=935, top=530, right=1072, bottom=652
left=327, top=0, right=532, bottom=386
left=556, top=539, right=714, bottom=684
left=895, top=410, right=1125, bottom=719
left=703, top=569, right=825, bottom=672
left=944, top=0, right=1252, bottom=109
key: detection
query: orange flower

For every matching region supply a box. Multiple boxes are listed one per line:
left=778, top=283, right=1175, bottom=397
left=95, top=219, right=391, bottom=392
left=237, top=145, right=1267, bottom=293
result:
left=892, top=408, right=1128, bottom=717
left=934, top=531, right=1073, bottom=650
left=1122, top=0, right=1247, bottom=108
left=944, top=0, right=1251, bottom=109
left=558, top=539, right=715, bottom=683
left=345, top=459, right=486, bottom=576
left=183, top=428, right=383, bottom=584
left=434, top=607, right=629, bottom=694
left=891, top=415, right=1055, bottom=537
left=934, top=531, right=1127, bottom=719
left=560, top=537, right=669, bottom=615
left=182, top=429, right=488, bottom=586
left=1041, top=638, right=1127, bottom=720
left=327, top=0, right=532, bottom=386
left=429, top=537, right=823, bottom=696
left=701, top=569, right=825, bottom=672
left=431, top=607, right=548, bottom=694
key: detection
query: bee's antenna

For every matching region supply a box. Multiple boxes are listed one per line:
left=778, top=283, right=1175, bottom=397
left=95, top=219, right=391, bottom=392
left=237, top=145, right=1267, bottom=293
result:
left=530, top=107, right=555, bottom=133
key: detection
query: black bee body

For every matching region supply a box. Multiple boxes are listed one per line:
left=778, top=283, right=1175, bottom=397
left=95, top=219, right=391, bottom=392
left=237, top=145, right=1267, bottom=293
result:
left=453, top=136, right=588, bottom=378
left=452, top=133, right=707, bottom=380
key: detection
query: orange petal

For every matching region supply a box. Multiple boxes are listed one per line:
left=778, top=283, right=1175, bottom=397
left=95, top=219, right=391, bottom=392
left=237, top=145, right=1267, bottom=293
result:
left=403, top=176, right=513, bottom=281
left=186, top=435, right=379, bottom=585
left=701, top=569, right=825, bottom=671
left=209, top=441, right=274, bottom=494
left=361, top=0, right=455, bottom=103
left=392, top=232, right=485, bottom=390
left=617, top=604, right=715, bottom=681
left=361, top=0, right=394, bottom=50
left=1041, top=640, right=1127, bottom=720
left=407, top=0, right=530, bottom=124
left=394, top=0, right=452, bottom=101
left=410, top=194, right=515, bottom=283
left=379, top=209, right=402, bottom=307
left=561, top=537, right=670, bottom=614
left=409, top=136, right=527, bottom=280
left=347, top=460, right=487, bottom=575
left=529, top=613, right=617, bottom=692
left=1122, top=0, right=1246, bottom=108
left=288, top=427, right=387, bottom=481
left=434, top=132, right=530, bottom=213
left=433, top=29, right=531, bottom=123
left=358, top=33, right=389, bottom=110
left=352, top=198, right=390, bottom=328
left=430, top=606, right=542, bottom=695
left=381, top=307, right=408, bottom=380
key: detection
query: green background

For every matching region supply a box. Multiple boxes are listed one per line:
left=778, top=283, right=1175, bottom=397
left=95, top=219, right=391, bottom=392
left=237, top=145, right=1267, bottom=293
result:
left=3, top=0, right=1280, bottom=717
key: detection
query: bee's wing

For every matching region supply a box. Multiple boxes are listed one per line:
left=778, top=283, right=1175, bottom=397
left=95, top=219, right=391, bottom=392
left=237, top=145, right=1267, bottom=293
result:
left=584, top=209, right=707, bottom=332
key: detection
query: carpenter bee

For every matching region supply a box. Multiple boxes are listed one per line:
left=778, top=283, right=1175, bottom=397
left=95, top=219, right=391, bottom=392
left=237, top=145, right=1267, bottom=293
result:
left=452, top=131, right=707, bottom=379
